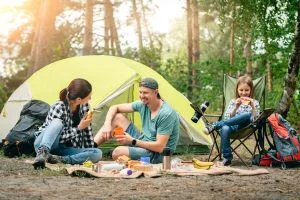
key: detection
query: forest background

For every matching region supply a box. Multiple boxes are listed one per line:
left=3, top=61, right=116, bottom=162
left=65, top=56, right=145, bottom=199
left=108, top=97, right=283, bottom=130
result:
left=0, top=0, right=299, bottom=129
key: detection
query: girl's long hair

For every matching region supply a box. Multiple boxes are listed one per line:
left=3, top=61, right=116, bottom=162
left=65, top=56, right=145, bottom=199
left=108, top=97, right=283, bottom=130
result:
left=235, top=75, right=254, bottom=98
left=59, top=78, right=92, bottom=103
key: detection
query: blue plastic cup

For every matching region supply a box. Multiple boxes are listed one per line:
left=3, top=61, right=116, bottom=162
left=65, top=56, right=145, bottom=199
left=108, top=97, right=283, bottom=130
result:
left=140, top=156, right=150, bottom=164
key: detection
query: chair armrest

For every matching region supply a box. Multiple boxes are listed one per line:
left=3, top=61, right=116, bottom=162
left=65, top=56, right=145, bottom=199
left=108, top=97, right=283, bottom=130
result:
left=204, top=113, right=222, bottom=123
left=204, top=114, right=222, bottom=118
left=252, top=108, right=275, bottom=127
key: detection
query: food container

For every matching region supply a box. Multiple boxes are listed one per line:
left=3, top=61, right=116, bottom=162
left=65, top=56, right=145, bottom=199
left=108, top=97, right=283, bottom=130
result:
left=92, top=163, right=102, bottom=173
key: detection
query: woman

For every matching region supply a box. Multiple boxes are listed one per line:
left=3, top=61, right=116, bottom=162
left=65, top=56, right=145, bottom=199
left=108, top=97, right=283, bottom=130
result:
left=33, top=78, right=102, bottom=169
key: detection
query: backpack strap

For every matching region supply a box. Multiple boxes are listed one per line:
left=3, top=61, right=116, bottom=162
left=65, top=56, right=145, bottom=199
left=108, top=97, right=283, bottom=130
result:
left=266, top=123, right=276, bottom=150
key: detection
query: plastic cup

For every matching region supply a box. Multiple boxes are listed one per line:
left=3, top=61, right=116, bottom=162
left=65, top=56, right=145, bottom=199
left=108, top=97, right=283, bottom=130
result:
left=113, top=127, right=124, bottom=137
left=140, top=156, right=150, bottom=164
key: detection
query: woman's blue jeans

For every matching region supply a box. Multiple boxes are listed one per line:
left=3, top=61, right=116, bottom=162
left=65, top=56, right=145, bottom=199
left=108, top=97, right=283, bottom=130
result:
left=215, top=112, right=251, bottom=160
left=34, top=118, right=102, bottom=164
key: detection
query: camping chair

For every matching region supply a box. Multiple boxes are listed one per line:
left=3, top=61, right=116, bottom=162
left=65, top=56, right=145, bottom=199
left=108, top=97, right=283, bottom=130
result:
left=205, top=74, right=274, bottom=166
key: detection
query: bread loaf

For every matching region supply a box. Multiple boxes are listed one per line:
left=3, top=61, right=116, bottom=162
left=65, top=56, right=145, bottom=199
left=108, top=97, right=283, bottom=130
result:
left=127, top=160, right=141, bottom=168
left=127, top=160, right=153, bottom=172
left=131, top=164, right=153, bottom=172
left=116, top=155, right=130, bottom=165
left=240, top=97, right=251, bottom=105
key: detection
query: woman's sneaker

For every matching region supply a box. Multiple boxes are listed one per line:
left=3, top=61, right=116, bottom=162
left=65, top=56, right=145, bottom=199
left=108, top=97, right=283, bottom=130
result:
left=220, top=158, right=232, bottom=166
left=47, top=155, right=66, bottom=164
left=204, top=123, right=216, bottom=134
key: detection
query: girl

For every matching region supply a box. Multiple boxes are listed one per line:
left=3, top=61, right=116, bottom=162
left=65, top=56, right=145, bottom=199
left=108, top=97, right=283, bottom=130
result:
left=33, top=78, right=102, bottom=169
left=206, top=75, right=260, bottom=166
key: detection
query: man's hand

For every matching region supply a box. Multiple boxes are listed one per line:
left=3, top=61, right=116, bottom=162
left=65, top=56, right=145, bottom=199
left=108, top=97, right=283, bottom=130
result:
left=115, top=132, right=133, bottom=145
left=102, top=123, right=113, bottom=140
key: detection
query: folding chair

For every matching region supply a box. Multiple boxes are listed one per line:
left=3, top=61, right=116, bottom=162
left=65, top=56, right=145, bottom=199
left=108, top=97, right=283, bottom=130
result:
left=205, top=74, right=274, bottom=166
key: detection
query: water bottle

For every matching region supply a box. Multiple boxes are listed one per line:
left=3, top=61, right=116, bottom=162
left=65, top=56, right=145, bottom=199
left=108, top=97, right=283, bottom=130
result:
left=120, top=168, right=133, bottom=176
left=191, top=101, right=209, bottom=123
left=171, top=157, right=182, bottom=169
left=162, top=147, right=171, bottom=170
left=101, top=163, right=124, bottom=171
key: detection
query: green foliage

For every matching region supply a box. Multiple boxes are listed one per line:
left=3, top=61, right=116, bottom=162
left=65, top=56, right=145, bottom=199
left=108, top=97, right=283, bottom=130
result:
left=0, top=0, right=299, bottom=130
left=158, top=57, right=188, bottom=95
left=123, top=47, right=139, bottom=60
left=2, top=69, right=27, bottom=97
left=0, top=82, right=8, bottom=111
left=139, top=47, right=162, bottom=70
left=123, top=46, right=162, bottom=71
left=159, top=56, right=231, bottom=114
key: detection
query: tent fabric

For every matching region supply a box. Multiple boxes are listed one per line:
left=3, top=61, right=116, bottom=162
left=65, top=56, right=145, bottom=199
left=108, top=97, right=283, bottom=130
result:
left=0, top=83, right=32, bottom=136
left=0, top=55, right=212, bottom=146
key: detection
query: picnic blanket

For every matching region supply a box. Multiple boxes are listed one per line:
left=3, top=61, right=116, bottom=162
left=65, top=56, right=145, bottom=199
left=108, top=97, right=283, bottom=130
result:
left=170, top=166, right=269, bottom=176
left=24, top=160, right=269, bottom=178
left=66, top=165, right=162, bottom=178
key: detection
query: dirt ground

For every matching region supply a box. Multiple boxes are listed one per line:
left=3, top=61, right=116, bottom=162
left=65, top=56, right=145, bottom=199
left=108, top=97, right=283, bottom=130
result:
left=0, top=152, right=299, bottom=200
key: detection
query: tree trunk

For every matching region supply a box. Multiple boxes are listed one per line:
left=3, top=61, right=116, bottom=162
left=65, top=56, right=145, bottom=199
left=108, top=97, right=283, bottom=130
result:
left=83, top=0, right=94, bottom=55
left=262, top=6, right=272, bottom=91
left=266, top=60, right=272, bottom=91
left=186, top=0, right=193, bottom=99
left=28, top=0, right=61, bottom=77
left=277, top=9, right=300, bottom=117
left=132, top=0, right=143, bottom=53
left=191, top=0, right=199, bottom=93
left=192, top=0, right=199, bottom=64
left=140, top=0, right=154, bottom=49
left=230, top=2, right=235, bottom=66
left=103, top=0, right=121, bottom=56
left=103, top=0, right=110, bottom=54
left=109, top=3, right=122, bottom=56
left=243, top=36, right=252, bottom=77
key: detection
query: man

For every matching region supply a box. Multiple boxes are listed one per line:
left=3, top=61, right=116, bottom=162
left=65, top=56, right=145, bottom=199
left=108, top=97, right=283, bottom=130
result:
left=94, top=77, right=180, bottom=163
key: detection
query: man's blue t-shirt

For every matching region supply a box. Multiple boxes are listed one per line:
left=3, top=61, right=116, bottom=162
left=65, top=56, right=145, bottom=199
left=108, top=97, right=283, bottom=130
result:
left=132, top=100, right=180, bottom=152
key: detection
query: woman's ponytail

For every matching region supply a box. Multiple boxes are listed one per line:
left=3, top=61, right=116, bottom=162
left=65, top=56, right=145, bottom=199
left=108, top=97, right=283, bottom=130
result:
left=59, top=88, right=68, bottom=103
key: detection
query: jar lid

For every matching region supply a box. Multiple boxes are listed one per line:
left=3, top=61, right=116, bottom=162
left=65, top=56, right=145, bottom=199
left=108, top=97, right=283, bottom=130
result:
left=162, top=147, right=171, bottom=156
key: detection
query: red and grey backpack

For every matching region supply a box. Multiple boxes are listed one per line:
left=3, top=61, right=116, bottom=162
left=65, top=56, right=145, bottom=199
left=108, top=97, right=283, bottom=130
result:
left=267, top=113, right=300, bottom=169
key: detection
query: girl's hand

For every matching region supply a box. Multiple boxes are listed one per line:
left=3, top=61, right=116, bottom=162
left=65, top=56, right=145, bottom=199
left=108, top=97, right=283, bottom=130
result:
left=115, top=132, right=132, bottom=145
left=235, top=98, right=242, bottom=106
left=249, top=98, right=255, bottom=107
left=78, top=117, right=92, bottom=130
left=239, top=97, right=254, bottom=106
left=241, top=97, right=254, bottom=107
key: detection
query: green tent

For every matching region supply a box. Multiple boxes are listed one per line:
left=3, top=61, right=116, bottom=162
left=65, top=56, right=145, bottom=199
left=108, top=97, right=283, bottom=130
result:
left=0, top=55, right=212, bottom=152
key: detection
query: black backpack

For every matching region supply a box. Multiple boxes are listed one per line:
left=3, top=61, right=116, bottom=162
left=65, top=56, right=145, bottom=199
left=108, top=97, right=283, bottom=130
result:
left=2, top=100, right=50, bottom=157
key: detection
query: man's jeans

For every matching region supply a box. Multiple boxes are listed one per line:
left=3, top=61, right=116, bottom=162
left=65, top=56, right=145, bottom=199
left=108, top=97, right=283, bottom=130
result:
left=34, top=118, right=102, bottom=164
left=215, top=112, right=251, bottom=160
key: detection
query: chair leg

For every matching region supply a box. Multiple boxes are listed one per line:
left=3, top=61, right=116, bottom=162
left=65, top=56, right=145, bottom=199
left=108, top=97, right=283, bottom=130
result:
left=208, top=130, right=222, bottom=161
left=230, top=134, right=253, bottom=155
left=230, top=133, right=257, bottom=167
left=231, top=148, right=250, bottom=167
left=209, top=130, right=259, bottom=167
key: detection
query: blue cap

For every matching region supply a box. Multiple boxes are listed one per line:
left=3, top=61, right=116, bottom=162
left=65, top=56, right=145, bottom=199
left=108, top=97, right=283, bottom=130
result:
left=139, top=78, right=159, bottom=90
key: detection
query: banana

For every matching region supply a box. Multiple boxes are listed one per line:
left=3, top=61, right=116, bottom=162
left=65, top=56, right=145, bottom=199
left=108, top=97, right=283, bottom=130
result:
left=86, top=108, right=94, bottom=120
left=192, top=158, right=214, bottom=170
left=83, top=160, right=93, bottom=168
left=193, top=165, right=211, bottom=170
